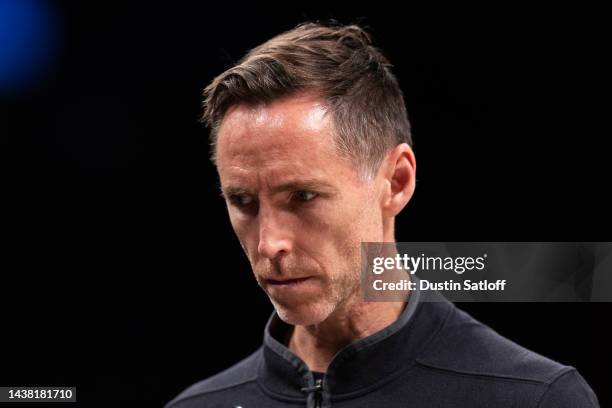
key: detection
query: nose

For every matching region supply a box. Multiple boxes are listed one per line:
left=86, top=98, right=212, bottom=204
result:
left=257, top=208, right=293, bottom=260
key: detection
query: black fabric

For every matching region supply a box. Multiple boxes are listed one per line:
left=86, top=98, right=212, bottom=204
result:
left=166, top=277, right=599, bottom=407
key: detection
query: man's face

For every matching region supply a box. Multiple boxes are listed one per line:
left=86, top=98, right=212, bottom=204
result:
left=216, top=92, right=385, bottom=325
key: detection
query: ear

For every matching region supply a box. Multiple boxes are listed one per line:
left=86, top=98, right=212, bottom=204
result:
left=381, top=143, right=416, bottom=217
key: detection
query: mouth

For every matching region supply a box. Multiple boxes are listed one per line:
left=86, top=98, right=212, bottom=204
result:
left=265, top=277, right=312, bottom=287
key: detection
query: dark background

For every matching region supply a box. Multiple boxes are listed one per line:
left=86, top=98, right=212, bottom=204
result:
left=1, top=1, right=609, bottom=407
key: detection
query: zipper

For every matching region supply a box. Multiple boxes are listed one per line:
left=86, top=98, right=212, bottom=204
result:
left=314, top=378, right=322, bottom=408
left=300, top=378, right=323, bottom=408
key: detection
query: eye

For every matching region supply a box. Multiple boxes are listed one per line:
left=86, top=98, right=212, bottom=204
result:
left=293, top=190, right=318, bottom=202
left=229, top=194, right=255, bottom=207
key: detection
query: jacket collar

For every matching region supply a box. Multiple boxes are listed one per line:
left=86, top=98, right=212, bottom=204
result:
left=258, top=276, right=453, bottom=399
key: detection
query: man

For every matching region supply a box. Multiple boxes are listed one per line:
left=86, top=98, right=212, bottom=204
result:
left=166, top=22, right=599, bottom=407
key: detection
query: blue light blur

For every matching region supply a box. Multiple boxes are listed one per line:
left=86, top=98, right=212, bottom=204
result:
left=0, top=0, right=58, bottom=93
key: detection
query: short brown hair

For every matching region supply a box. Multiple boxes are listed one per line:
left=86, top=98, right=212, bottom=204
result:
left=202, top=21, right=413, bottom=179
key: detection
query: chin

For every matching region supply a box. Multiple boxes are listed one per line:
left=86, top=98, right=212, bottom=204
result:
left=271, top=298, right=335, bottom=326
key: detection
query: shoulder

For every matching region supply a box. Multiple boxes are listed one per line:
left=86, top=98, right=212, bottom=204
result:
left=536, top=368, right=600, bottom=407
left=417, top=305, right=566, bottom=382
left=165, top=347, right=262, bottom=408
left=416, top=303, right=599, bottom=406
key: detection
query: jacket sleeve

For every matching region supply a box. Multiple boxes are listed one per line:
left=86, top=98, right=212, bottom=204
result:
left=537, top=368, right=599, bottom=408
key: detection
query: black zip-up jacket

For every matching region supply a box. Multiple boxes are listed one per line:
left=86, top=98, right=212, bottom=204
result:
left=166, top=280, right=599, bottom=407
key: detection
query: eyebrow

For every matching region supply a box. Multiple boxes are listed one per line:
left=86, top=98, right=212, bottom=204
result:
left=221, top=180, right=338, bottom=198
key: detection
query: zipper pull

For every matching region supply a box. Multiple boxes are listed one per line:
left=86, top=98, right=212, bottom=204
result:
left=300, top=378, right=323, bottom=408
left=300, top=378, right=322, bottom=393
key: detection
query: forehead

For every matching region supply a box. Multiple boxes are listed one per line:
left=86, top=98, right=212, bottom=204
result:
left=216, top=92, right=356, bottom=184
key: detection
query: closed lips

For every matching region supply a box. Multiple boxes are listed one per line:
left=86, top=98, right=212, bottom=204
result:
left=267, top=277, right=311, bottom=285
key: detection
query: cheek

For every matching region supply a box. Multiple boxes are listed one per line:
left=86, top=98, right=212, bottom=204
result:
left=226, top=209, right=242, bottom=237
left=227, top=209, right=257, bottom=255
left=311, top=203, right=372, bottom=261
left=330, top=197, right=380, bottom=240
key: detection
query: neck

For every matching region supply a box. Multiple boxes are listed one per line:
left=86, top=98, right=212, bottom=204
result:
left=287, top=293, right=407, bottom=373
